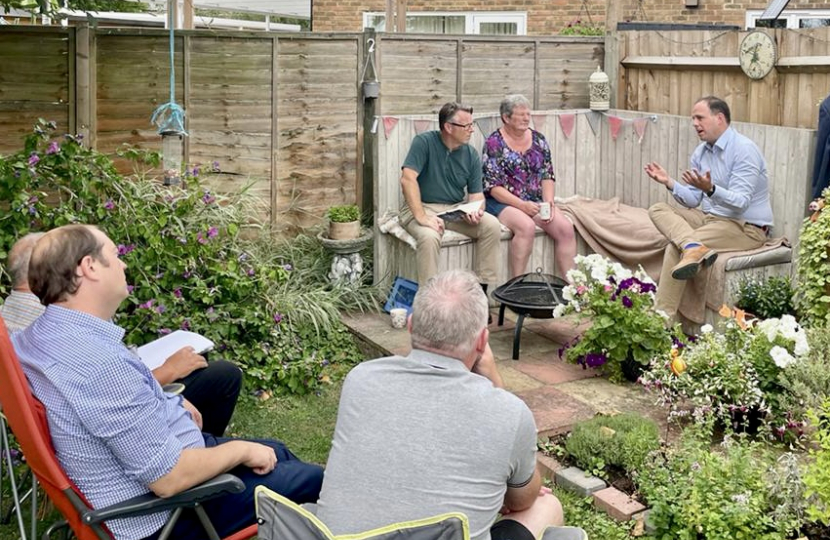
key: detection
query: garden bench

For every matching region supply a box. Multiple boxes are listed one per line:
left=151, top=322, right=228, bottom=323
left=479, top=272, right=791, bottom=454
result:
left=374, top=111, right=814, bottom=328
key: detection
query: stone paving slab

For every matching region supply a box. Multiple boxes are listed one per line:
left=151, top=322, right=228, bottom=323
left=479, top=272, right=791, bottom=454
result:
left=514, top=385, right=597, bottom=436
left=509, top=353, right=600, bottom=385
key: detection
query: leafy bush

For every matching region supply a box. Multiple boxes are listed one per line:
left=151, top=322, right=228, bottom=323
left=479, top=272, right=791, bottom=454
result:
left=776, top=323, right=830, bottom=434
left=553, top=487, right=633, bottom=540
left=326, top=204, right=360, bottom=223
left=564, top=413, right=661, bottom=478
left=795, top=190, right=830, bottom=325
left=0, top=120, right=372, bottom=394
left=734, top=275, right=796, bottom=319
left=804, top=400, right=830, bottom=525
left=636, top=425, right=804, bottom=539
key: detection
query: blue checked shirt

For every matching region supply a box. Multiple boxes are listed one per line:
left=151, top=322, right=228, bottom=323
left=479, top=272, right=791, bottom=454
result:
left=671, top=126, right=774, bottom=227
left=12, top=305, right=205, bottom=540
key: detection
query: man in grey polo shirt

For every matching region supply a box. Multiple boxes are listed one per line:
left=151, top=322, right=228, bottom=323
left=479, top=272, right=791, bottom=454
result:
left=317, top=270, right=581, bottom=540
left=399, top=102, right=501, bottom=292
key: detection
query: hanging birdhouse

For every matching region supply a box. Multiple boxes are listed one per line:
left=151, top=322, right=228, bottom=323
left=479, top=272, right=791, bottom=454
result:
left=589, top=66, right=610, bottom=111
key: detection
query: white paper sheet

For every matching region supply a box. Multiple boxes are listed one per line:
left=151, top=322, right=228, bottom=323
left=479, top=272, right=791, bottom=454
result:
left=136, top=330, right=214, bottom=370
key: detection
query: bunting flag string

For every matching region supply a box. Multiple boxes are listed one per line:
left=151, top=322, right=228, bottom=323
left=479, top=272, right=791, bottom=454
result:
left=377, top=112, right=658, bottom=142
left=558, top=114, right=575, bottom=139
left=531, top=114, right=547, bottom=132
left=413, top=120, right=433, bottom=134
left=607, top=115, right=623, bottom=140
left=382, top=116, right=399, bottom=139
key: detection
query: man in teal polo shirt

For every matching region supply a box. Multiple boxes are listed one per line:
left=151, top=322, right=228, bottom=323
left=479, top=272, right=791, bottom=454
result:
left=399, top=102, right=501, bottom=294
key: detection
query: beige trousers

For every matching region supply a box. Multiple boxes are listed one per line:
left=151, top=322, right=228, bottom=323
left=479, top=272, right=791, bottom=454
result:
left=400, top=203, right=501, bottom=286
left=649, top=202, right=767, bottom=316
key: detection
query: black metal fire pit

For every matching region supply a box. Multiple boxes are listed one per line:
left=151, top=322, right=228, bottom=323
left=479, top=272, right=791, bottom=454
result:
left=492, top=270, right=567, bottom=360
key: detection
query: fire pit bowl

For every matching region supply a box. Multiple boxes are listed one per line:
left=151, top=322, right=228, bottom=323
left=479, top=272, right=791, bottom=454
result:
left=492, top=271, right=568, bottom=360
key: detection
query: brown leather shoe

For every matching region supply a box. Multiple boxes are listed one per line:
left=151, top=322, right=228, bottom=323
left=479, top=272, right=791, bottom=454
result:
left=671, top=244, right=718, bottom=280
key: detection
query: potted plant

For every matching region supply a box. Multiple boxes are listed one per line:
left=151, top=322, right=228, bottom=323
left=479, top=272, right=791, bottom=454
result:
left=734, top=275, right=796, bottom=320
left=326, top=204, right=361, bottom=240
left=554, top=254, right=681, bottom=382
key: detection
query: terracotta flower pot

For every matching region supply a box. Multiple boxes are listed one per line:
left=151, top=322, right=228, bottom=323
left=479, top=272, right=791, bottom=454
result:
left=329, top=220, right=361, bottom=240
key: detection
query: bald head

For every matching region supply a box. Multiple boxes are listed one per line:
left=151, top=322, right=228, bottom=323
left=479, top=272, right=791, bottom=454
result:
left=7, top=232, right=45, bottom=290
left=29, top=225, right=107, bottom=306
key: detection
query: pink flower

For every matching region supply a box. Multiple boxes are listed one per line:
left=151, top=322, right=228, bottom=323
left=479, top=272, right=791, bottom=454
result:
left=207, top=226, right=218, bottom=239
left=28, top=153, right=40, bottom=166
left=46, top=141, right=60, bottom=155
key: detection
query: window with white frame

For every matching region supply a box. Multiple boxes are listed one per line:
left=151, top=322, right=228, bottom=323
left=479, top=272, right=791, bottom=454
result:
left=746, top=9, right=830, bottom=29
left=363, top=11, right=527, bottom=35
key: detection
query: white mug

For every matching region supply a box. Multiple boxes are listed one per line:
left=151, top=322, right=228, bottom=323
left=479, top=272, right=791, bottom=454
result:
left=539, top=201, right=551, bottom=220
left=390, top=308, right=408, bottom=329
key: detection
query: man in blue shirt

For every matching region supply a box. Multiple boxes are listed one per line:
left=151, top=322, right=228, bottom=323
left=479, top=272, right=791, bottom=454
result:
left=12, top=224, right=323, bottom=540
left=644, top=96, right=773, bottom=319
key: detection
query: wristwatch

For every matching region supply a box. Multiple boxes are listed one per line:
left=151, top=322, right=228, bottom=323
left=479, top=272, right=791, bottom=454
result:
left=707, top=185, right=716, bottom=197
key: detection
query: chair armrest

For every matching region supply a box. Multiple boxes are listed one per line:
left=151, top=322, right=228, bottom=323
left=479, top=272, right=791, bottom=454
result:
left=82, top=473, right=245, bottom=525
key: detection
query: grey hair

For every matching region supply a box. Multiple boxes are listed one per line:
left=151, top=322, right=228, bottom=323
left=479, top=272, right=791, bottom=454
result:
left=410, top=270, right=488, bottom=357
left=7, top=232, right=45, bottom=288
left=500, top=94, right=532, bottom=119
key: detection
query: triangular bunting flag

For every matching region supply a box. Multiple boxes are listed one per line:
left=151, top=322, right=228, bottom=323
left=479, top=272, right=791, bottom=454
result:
left=383, top=116, right=399, bottom=139
left=586, top=111, right=601, bottom=136
left=558, top=114, right=576, bottom=139
left=475, top=116, right=500, bottom=138
left=414, top=120, right=432, bottom=134
left=532, top=114, right=547, bottom=132
left=633, top=117, right=648, bottom=143
left=608, top=115, right=623, bottom=140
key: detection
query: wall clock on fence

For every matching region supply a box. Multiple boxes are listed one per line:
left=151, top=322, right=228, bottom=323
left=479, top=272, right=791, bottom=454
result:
left=739, top=31, right=777, bottom=80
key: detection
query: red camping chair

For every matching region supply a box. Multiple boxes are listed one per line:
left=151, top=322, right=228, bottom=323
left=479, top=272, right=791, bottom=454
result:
left=0, top=319, right=256, bottom=540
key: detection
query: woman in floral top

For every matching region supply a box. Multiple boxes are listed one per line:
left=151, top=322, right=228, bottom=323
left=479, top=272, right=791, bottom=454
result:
left=483, top=95, right=577, bottom=278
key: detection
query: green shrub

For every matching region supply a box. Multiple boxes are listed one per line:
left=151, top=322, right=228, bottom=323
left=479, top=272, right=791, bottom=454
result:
left=564, top=413, right=661, bottom=478
left=326, top=204, right=360, bottom=223
left=553, top=488, right=633, bottom=540
left=804, top=400, right=830, bottom=525
left=733, top=275, right=796, bottom=319
left=0, top=120, right=370, bottom=394
left=636, top=425, right=804, bottom=539
left=795, top=191, right=830, bottom=325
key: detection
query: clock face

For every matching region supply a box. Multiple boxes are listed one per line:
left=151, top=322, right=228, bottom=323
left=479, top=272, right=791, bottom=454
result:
left=739, top=31, right=777, bottom=80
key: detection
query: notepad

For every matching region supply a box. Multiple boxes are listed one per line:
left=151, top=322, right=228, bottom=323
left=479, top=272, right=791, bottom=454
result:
left=136, top=330, right=214, bottom=370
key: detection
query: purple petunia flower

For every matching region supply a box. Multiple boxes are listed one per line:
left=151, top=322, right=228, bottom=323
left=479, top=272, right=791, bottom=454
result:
left=46, top=141, right=60, bottom=155
left=584, top=352, right=608, bottom=368
left=202, top=190, right=216, bottom=205
left=28, top=206, right=36, bottom=215
left=104, top=199, right=115, bottom=210
left=117, top=244, right=135, bottom=257
left=173, top=288, right=182, bottom=298
left=273, top=312, right=283, bottom=324
left=191, top=166, right=200, bottom=177
left=158, top=328, right=172, bottom=335
left=207, top=226, right=218, bottom=239
left=28, top=153, right=40, bottom=167
left=155, top=305, right=166, bottom=314
left=622, top=296, right=633, bottom=308
left=127, top=285, right=135, bottom=294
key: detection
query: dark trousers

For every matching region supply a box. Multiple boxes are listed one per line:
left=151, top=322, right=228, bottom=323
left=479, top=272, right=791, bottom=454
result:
left=178, top=360, right=242, bottom=437
left=142, top=435, right=324, bottom=540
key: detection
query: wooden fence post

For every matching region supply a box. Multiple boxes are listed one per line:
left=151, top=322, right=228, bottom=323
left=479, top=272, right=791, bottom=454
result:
left=75, top=23, right=93, bottom=147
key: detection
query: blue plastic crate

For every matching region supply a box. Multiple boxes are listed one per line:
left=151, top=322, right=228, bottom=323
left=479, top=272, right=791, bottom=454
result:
left=384, top=276, right=419, bottom=314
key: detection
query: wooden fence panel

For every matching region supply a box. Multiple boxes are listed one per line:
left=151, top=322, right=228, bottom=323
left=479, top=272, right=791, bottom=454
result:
left=615, top=27, right=830, bottom=129
left=0, top=28, right=70, bottom=151
left=274, top=37, right=360, bottom=235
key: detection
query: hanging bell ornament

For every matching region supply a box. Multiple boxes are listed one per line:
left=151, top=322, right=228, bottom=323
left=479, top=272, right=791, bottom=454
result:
left=589, top=66, right=610, bottom=111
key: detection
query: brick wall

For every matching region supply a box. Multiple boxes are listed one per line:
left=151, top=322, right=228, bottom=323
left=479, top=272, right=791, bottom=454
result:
left=312, top=0, right=830, bottom=35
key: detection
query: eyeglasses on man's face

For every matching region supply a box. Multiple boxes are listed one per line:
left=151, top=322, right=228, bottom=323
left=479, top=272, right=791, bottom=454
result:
left=448, top=121, right=475, bottom=130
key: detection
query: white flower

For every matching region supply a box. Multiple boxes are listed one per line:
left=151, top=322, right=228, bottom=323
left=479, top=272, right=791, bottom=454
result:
left=562, top=286, right=576, bottom=302
left=794, top=334, right=810, bottom=356
left=571, top=301, right=581, bottom=313
left=656, top=309, right=670, bottom=320
left=590, top=265, right=608, bottom=283
left=770, top=346, right=796, bottom=369
left=700, top=324, right=713, bottom=334
left=566, top=269, right=587, bottom=285
left=553, top=304, right=567, bottom=318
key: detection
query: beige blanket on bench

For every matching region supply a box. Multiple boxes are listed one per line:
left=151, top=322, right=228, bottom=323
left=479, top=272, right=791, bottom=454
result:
left=558, top=197, right=789, bottom=324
